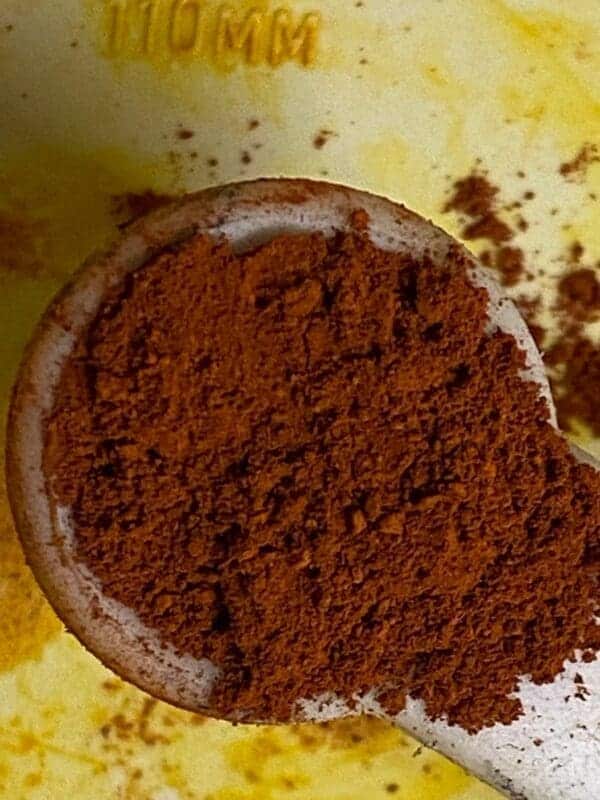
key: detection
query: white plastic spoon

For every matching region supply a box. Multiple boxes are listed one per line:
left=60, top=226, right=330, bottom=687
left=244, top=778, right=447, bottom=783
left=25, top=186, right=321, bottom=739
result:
left=6, top=179, right=600, bottom=800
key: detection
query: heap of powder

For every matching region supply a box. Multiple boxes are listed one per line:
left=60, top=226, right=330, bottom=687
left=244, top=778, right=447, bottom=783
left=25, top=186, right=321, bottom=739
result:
left=44, top=226, right=600, bottom=731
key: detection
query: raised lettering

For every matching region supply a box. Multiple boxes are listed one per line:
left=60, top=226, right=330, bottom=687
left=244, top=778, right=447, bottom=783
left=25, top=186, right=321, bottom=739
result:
left=168, top=0, right=202, bottom=53
left=215, top=5, right=263, bottom=65
left=269, top=9, right=320, bottom=66
left=106, top=0, right=128, bottom=53
left=139, top=0, right=159, bottom=53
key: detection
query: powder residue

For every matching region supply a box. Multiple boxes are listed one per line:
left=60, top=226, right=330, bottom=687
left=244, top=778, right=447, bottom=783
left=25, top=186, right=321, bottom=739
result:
left=44, top=227, right=600, bottom=731
left=559, top=143, right=600, bottom=182
left=520, top=239, right=600, bottom=435
left=546, top=329, right=600, bottom=437
left=482, top=246, right=525, bottom=288
left=444, top=172, right=514, bottom=248
left=444, top=167, right=600, bottom=437
left=543, top=242, right=600, bottom=434
left=313, top=130, right=336, bottom=149
left=555, top=268, right=600, bottom=322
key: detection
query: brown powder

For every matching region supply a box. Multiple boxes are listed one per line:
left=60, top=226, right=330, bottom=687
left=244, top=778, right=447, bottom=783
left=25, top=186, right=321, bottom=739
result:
left=533, top=242, right=600, bottom=435
left=511, top=262, right=600, bottom=436
left=570, top=241, right=585, bottom=263
left=555, top=267, right=600, bottom=322
left=559, top=144, right=600, bottom=181
left=44, top=227, right=600, bottom=730
left=546, top=328, right=600, bottom=437
left=446, top=165, right=600, bottom=438
left=492, top=246, right=525, bottom=287
left=462, top=214, right=513, bottom=244
left=444, top=172, right=513, bottom=245
left=444, top=174, right=498, bottom=218
left=313, top=129, right=335, bottom=149
left=444, top=172, right=522, bottom=282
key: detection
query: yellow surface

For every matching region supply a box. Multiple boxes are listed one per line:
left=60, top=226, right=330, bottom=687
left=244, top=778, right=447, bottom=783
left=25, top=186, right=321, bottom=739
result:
left=1, top=1, right=600, bottom=798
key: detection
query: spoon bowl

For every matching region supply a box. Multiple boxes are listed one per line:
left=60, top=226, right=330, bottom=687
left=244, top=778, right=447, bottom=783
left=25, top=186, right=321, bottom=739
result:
left=6, top=179, right=600, bottom=800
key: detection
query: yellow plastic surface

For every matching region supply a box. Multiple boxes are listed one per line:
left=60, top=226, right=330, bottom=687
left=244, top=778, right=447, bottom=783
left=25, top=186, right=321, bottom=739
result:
left=1, top=1, right=600, bottom=797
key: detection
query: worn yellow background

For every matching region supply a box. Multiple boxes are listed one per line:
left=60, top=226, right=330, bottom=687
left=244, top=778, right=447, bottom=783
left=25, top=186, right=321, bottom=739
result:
left=1, top=1, right=600, bottom=797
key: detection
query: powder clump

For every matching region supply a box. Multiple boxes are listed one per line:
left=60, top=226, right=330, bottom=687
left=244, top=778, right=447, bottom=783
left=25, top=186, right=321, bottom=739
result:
left=44, top=226, right=600, bottom=731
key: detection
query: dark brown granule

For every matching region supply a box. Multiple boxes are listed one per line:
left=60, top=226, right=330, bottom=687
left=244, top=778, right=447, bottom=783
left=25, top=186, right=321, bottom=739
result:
left=570, top=241, right=585, bottom=262
left=479, top=249, right=492, bottom=267
left=176, top=129, right=195, bottom=140
left=44, top=228, right=600, bottom=730
left=516, top=216, right=528, bottom=232
left=313, top=129, right=335, bottom=149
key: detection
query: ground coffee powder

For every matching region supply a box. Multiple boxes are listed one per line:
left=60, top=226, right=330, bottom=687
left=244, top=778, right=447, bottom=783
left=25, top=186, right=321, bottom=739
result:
left=44, top=225, right=600, bottom=730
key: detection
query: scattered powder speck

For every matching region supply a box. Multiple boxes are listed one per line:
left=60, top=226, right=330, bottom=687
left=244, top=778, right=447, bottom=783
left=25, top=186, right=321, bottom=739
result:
left=555, top=267, right=600, bottom=322
left=444, top=165, right=600, bottom=437
left=546, top=330, right=600, bottom=437
left=444, top=174, right=498, bottom=219
left=559, top=143, right=600, bottom=182
left=313, top=129, right=336, bottom=149
left=493, top=246, right=525, bottom=287
left=445, top=171, right=525, bottom=284
left=445, top=172, right=514, bottom=247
